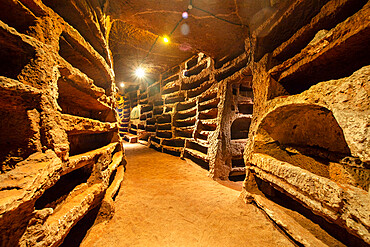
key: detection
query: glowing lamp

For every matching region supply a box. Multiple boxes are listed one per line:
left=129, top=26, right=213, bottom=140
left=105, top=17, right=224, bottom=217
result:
left=120, top=82, right=125, bottom=88
left=163, top=36, right=170, bottom=43
left=135, top=67, right=145, bottom=78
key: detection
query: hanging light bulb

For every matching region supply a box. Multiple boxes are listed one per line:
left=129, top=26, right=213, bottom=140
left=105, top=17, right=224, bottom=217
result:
left=135, top=67, right=145, bottom=78
left=182, top=11, right=189, bottom=19
left=163, top=36, right=170, bottom=44
left=120, top=82, right=125, bottom=88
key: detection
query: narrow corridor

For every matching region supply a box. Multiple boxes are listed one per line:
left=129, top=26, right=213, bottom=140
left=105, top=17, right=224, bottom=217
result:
left=81, top=143, right=294, bottom=247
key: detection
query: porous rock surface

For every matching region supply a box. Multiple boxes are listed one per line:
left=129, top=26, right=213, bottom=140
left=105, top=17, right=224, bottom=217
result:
left=0, top=0, right=125, bottom=246
left=117, top=0, right=370, bottom=245
left=0, top=0, right=369, bottom=246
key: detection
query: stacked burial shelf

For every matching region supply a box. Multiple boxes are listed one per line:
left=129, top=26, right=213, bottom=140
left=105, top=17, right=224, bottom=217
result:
left=223, top=53, right=254, bottom=181
left=0, top=1, right=124, bottom=246
left=117, top=95, right=130, bottom=138
left=246, top=0, right=370, bottom=245
left=122, top=52, right=253, bottom=178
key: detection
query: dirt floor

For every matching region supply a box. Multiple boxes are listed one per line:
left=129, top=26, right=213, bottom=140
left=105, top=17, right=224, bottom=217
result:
left=81, top=143, right=295, bottom=247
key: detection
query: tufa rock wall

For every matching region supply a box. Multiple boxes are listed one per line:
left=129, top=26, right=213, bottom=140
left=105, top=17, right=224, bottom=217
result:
left=118, top=0, right=370, bottom=245
left=118, top=52, right=254, bottom=180
left=0, top=0, right=125, bottom=246
left=244, top=0, right=370, bottom=245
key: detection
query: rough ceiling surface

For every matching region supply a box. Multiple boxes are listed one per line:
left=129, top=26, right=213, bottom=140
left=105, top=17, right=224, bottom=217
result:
left=107, top=0, right=276, bottom=83
left=1, top=0, right=369, bottom=246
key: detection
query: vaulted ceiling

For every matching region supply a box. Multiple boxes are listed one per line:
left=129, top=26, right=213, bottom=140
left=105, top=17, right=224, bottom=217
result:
left=106, top=0, right=276, bottom=84
left=44, top=0, right=283, bottom=88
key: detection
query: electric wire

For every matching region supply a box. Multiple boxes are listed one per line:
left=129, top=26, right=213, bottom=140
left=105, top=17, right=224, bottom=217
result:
left=139, top=0, right=250, bottom=66
left=192, top=5, right=244, bottom=27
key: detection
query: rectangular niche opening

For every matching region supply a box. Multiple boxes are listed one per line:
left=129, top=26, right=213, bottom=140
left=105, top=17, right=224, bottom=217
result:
left=146, top=125, right=156, bottom=132
left=175, top=128, right=193, bottom=138
left=162, top=148, right=181, bottom=157
left=187, top=80, right=213, bottom=98
left=184, top=152, right=209, bottom=170
left=162, top=82, right=179, bottom=95
left=177, top=101, right=196, bottom=111
left=157, top=123, right=171, bottom=130
left=215, top=57, right=248, bottom=82
left=279, top=43, right=370, bottom=95
left=153, top=106, right=164, bottom=116
left=58, top=32, right=110, bottom=93
left=200, top=91, right=217, bottom=103
left=68, top=132, right=115, bottom=156
left=60, top=204, right=100, bottom=247
left=182, top=75, right=209, bottom=90
left=176, top=108, right=196, bottom=120
left=199, top=98, right=220, bottom=112
left=0, top=109, right=38, bottom=172
left=254, top=0, right=330, bottom=61
left=151, top=136, right=161, bottom=145
left=156, top=131, right=172, bottom=139
left=175, top=116, right=196, bottom=127
left=186, top=141, right=208, bottom=155
left=162, top=139, right=185, bottom=147
left=162, top=74, right=179, bottom=87
left=0, top=28, right=35, bottom=79
left=273, top=0, right=368, bottom=62
left=216, top=53, right=241, bottom=69
left=186, top=56, right=198, bottom=70
left=157, top=114, right=171, bottom=124
left=199, top=108, right=218, bottom=120
left=201, top=122, right=216, bottom=131
left=57, top=78, right=115, bottom=123
left=232, top=158, right=245, bottom=167
left=34, top=164, right=93, bottom=210
left=196, top=132, right=208, bottom=141
left=274, top=4, right=370, bottom=96
left=239, top=85, right=253, bottom=97
left=129, top=129, right=137, bottom=135
left=238, top=103, right=253, bottom=114
left=184, top=63, right=207, bottom=77
left=43, top=0, right=108, bottom=63
left=165, top=94, right=185, bottom=104
left=0, top=0, right=37, bottom=34
left=146, top=118, right=156, bottom=125
left=228, top=172, right=246, bottom=182
left=253, top=175, right=368, bottom=247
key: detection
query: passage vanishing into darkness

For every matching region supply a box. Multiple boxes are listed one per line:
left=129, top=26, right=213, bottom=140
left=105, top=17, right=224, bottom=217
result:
left=0, top=0, right=369, bottom=246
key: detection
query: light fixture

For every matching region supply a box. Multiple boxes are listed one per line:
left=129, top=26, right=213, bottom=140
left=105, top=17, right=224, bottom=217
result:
left=163, top=36, right=170, bottom=44
left=182, top=11, right=188, bottom=19
left=135, top=67, right=145, bottom=78
left=120, top=82, right=125, bottom=88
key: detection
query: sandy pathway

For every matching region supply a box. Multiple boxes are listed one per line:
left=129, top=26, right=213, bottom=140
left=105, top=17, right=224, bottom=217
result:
left=81, top=143, right=294, bottom=247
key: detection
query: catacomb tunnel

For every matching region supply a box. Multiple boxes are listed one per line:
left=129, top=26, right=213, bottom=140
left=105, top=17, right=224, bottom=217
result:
left=0, top=0, right=369, bottom=246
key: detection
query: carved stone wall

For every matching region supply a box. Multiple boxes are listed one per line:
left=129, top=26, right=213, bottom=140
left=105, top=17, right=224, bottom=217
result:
left=244, top=0, right=370, bottom=245
left=118, top=52, right=253, bottom=180
left=0, top=0, right=125, bottom=246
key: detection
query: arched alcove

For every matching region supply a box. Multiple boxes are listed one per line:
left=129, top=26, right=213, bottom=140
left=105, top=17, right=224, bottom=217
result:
left=255, top=104, right=370, bottom=190
left=231, top=117, right=251, bottom=140
left=259, top=104, right=350, bottom=155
